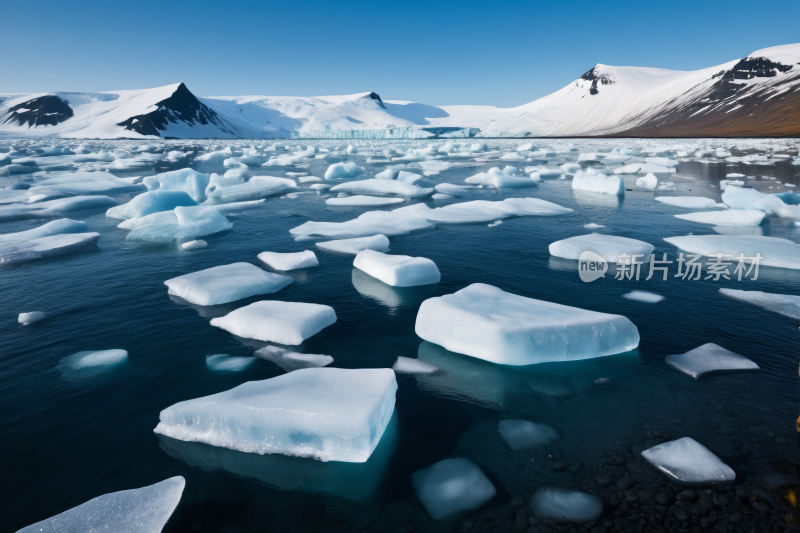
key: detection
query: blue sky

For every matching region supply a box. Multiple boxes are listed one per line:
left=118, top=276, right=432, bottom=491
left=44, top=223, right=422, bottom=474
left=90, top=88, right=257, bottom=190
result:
left=4, top=0, right=799, bottom=107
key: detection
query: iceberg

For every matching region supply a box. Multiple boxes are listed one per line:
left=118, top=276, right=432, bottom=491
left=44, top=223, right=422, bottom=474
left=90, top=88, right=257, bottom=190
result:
left=674, top=209, right=764, bottom=226
left=530, top=489, right=602, bottom=523
left=654, top=196, right=718, bottom=208
left=165, top=262, right=292, bottom=306
left=206, top=354, right=255, bottom=371
left=719, top=288, right=800, bottom=320
left=0, top=218, right=87, bottom=244
left=210, top=300, right=337, bottom=344
left=641, top=437, right=735, bottom=485
left=324, top=162, right=365, bottom=180
left=549, top=234, right=654, bottom=262
left=255, top=345, right=333, bottom=372
left=622, top=291, right=664, bottom=303
left=16, top=477, right=185, bottom=533
left=316, top=234, right=390, bottom=254
left=354, top=250, right=440, bottom=287
left=665, top=343, right=759, bottom=379
left=392, top=356, right=441, bottom=375
left=326, top=195, right=406, bottom=206
left=412, top=459, right=496, bottom=520
left=415, top=284, right=640, bottom=365
left=154, top=368, right=397, bottom=462
left=0, top=232, right=100, bottom=265
left=329, top=179, right=433, bottom=198
left=106, top=190, right=197, bottom=220
left=498, top=420, right=559, bottom=450
left=663, top=235, right=800, bottom=269
left=18, top=311, right=46, bottom=325
left=572, top=173, right=624, bottom=196
left=143, top=168, right=211, bottom=203
left=258, top=250, right=319, bottom=271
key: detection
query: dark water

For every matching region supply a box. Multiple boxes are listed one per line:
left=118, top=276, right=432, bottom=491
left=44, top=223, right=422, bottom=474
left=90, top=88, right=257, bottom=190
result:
left=1, top=141, right=799, bottom=531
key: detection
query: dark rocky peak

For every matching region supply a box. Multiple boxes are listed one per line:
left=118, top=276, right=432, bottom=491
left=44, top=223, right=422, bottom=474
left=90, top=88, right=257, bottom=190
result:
left=359, top=92, right=386, bottom=109
left=2, top=95, right=74, bottom=127
left=580, top=65, right=615, bottom=95
left=705, top=56, right=795, bottom=103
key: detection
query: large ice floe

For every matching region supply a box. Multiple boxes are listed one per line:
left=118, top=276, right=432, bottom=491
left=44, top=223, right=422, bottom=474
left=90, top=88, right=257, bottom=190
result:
left=665, top=343, right=759, bottom=378
left=674, top=209, right=764, bottom=227
left=641, top=437, right=735, bottom=485
left=258, top=250, right=319, bottom=271
left=154, top=368, right=397, bottom=463
left=411, top=458, right=496, bottom=520
left=498, top=420, right=559, bottom=450
left=549, top=234, right=654, bottom=262
left=415, top=284, right=639, bottom=365
left=329, top=179, right=434, bottom=198
left=353, top=250, right=440, bottom=287
left=17, top=476, right=185, bottom=533
left=529, top=489, right=603, bottom=523
left=572, top=173, right=624, bottom=196
left=654, top=196, right=719, bottom=208
left=326, top=195, right=406, bottom=207
left=316, top=234, right=390, bottom=254
left=106, top=190, right=197, bottom=219
left=719, top=288, right=800, bottom=320
left=210, top=300, right=337, bottom=344
left=164, top=263, right=292, bottom=306
left=0, top=232, right=100, bottom=265
left=0, top=218, right=87, bottom=243
left=663, top=235, right=800, bottom=270
left=0, top=196, right=117, bottom=222
left=30, top=172, right=146, bottom=196
left=205, top=177, right=295, bottom=204
left=722, top=186, right=800, bottom=218
left=124, top=205, right=233, bottom=243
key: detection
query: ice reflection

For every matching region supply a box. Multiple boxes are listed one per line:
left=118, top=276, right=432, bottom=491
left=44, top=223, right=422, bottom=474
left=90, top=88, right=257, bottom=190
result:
left=351, top=268, right=439, bottom=310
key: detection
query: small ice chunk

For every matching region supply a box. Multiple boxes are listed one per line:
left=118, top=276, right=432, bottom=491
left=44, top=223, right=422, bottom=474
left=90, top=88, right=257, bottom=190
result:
left=325, top=161, right=365, bottom=180
left=19, top=311, right=47, bottom=325
left=584, top=223, right=605, bottom=230
left=392, top=356, right=441, bottom=375
left=211, top=300, right=337, bottom=344
left=636, top=173, right=658, bottom=190
left=354, top=250, right=440, bottom=287
left=664, top=235, right=800, bottom=270
left=16, top=477, right=185, bottom=533
left=719, top=288, right=800, bottom=320
left=674, top=209, right=764, bottom=226
left=488, top=220, right=502, bottom=227
left=415, top=283, right=640, bottom=365
left=623, top=291, right=664, bottom=303
left=432, top=193, right=454, bottom=200
left=64, top=349, right=129, bottom=369
left=549, top=234, right=654, bottom=262
left=206, top=354, right=255, bottom=371
left=665, top=343, right=759, bottom=378
left=316, top=234, right=390, bottom=255
left=258, top=250, right=319, bottom=271
left=182, top=240, right=207, bottom=250
left=498, top=420, right=559, bottom=450
left=255, top=345, right=333, bottom=372
left=655, top=196, right=717, bottom=208
left=572, top=173, right=624, bottom=196
left=0, top=218, right=87, bottom=244
left=164, top=263, right=292, bottom=306
left=0, top=232, right=100, bottom=265
left=641, top=437, right=735, bottom=485
left=154, top=368, right=396, bottom=462
left=412, top=458, right=496, bottom=520
left=530, top=489, right=602, bottom=523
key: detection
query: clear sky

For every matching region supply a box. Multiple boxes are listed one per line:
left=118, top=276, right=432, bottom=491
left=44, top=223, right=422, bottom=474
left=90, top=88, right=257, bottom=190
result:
left=4, top=0, right=799, bottom=108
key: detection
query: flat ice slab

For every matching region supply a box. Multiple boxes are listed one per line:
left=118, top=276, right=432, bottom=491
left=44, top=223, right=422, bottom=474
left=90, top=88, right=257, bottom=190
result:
left=354, top=250, right=440, bottom=287
left=154, top=368, right=397, bottom=463
left=623, top=291, right=664, bottom=303
left=720, top=288, right=800, bottom=320
left=549, top=234, right=654, bottom=262
left=291, top=210, right=435, bottom=239
left=415, top=283, right=640, bottom=365
left=674, top=209, right=764, bottom=227
left=316, top=234, right=390, bottom=254
left=258, top=250, right=319, bottom=271
left=498, top=420, right=559, bottom=450
left=0, top=232, right=100, bottom=265
left=210, top=300, right=337, bottom=344
left=529, top=489, right=603, bottom=523
left=0, top=218, right=87, bottom=244
left=392, top=356, right=441, bottom=375
left=641, top=437, right=735, bottom=485
left=412, top=458, right=496, bottom=520
left=665, top=343, right=759, bottom=379
left=655, top=197, right=718, bottom=208
left=255, top=345, right=333, bottom=372
left=165, top=263, right=292, bottom=306
left=664, top=235, right=800, bottom=270
left=329, top=179, right=433, bottom=198
left=326, top=195, right=406, bottom=206
left=17, top=476, right=185, bottom=533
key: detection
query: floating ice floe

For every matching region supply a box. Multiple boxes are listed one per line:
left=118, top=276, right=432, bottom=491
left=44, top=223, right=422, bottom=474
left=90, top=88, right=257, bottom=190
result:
left=530, top=489, right=603, bottom=523
left=0, top=219, right=87, bottom=244
left=392, top=356, right=441, bottom=375
left=495, top=173, right=539, bottom=188
left=154, top=368, right=396, bottom=462
left=107, top=190, right=197, bottom=220
left=549, top=234, right=654, bottom=262
left=143, top=168, right=211, bottom=203
left=258, top=250, right=319, bottom=271
left=614, top=163, right=676, bottom=175
left=415, top=283, right=640, bottom=365
left=18, top=311, right=46, bottom=325
left=205, top=178, right=295, bottom=204
left=641, top=437, right=735, bottom=485
left=623, top=291, right=664, bottom=303
left=665, top=343, right=759, bottom=379
left=498, top=420, right=559, bottom=450
left=0, top=196, right=117, bottom=222
left=434, top=183, right=482, bottom=196
left=636, top=173, right=658, bottom=190
left=181, top=239, right=207, bottom=250
left=412, top=459, right=496, bottom=520
left=654, top=196, right=718, bottom=208
left=316, top=234, right=390, bottom=254
left=255, top=345, right=333, bottom=372
left=722, top=186, right=800, bottom=218
left=59, top=349, right=128, bottom=371
left=206, top=354, right=255, bottom=371
left=326, top=195, right=406, bottom=206
left=292, top=210, right=436, bottom=239
left=465, top=166, right=521, bottom=186
left=31, top=172, right=146, bottom=195
left=16, top=477, right=185, bottom=533
left=395, top=198, right=573, bottom=224
left=0, top=233, right=100, bottom=265
left=719, top=180, right=744, bottom=191
left=354, top=250, right=440, bottom=287
left=664, top=235, right=800, bottom=269
left=164, top=263, right=292, bottom=306
left=329, top=179, right=433, bottom=198
left=674, top=209, right=764, bottom=226
left=210, top=300, right=337, bottom=344
left=572, top=173, right=624, bottom=196
left=325, top=162, right=365, bottom=180
left=125, top=206, right=233, bottom=243
left=719, top=288, right=800, bottom=320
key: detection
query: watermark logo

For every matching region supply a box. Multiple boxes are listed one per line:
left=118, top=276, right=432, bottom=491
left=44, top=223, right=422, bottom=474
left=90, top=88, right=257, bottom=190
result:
left=579, top=250, right=608, bottom=282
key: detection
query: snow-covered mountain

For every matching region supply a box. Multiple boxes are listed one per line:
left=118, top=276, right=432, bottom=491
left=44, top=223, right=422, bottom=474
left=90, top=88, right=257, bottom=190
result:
left=1, top=43, right=798, bottom=139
